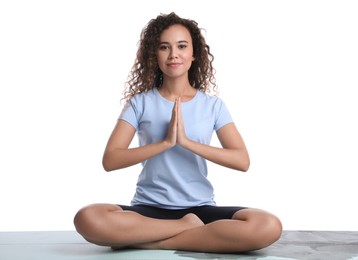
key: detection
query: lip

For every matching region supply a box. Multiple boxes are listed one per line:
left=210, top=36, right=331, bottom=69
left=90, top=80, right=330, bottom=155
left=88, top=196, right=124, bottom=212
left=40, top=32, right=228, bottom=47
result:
left=167, top=62, right=182, bottom=68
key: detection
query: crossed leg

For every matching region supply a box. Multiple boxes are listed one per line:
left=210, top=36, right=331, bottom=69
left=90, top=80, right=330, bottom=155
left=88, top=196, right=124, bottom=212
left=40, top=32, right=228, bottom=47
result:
left=74, top=204, right=282, bottom=253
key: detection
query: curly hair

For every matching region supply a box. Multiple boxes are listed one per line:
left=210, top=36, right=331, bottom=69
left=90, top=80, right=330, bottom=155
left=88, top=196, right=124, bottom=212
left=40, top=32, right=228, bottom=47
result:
left=122, top=12, right=217, bottom=102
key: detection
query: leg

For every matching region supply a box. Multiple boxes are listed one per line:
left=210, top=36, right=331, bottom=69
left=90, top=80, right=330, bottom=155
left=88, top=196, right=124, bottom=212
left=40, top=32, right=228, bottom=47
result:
left=147, top=208, right=282, bottom=253
left=73, top=203, right=204, bottom=248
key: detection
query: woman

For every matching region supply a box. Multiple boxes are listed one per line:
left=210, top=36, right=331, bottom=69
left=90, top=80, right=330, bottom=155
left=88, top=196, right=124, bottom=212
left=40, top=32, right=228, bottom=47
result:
left=74, top=12, right=282, bottom=253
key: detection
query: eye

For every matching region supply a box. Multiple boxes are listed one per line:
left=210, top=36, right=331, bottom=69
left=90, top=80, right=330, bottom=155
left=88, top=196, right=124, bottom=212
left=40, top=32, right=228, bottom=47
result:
left=158, top=45, right=169, bottom=50
left=178, top=44, right=187, bottom=49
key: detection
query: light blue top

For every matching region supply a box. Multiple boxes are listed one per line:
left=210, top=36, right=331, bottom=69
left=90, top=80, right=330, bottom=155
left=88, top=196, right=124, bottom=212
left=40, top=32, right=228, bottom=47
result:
left=119, top=88, right=233, bottom=209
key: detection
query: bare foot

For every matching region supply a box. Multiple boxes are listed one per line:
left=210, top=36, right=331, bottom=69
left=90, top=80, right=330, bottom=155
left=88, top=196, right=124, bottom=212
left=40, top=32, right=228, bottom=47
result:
left=181, top=213, right=204, bottom=229
left=129, top=214, right=204, bottom=250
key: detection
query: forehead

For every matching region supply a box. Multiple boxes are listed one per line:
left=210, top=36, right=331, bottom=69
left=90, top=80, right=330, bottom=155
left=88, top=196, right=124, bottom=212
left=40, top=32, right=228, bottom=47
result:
left=159, top=24, right=192, bottom=42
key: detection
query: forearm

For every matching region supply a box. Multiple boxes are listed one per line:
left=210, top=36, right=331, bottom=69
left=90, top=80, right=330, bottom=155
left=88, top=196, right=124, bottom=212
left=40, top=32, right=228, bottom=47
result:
left=103, top=141, right=171, bottom=172
left=181, top=140, right=250, bottom=172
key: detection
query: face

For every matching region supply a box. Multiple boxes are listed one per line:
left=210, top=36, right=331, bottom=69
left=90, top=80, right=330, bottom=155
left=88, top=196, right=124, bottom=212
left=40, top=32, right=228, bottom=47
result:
left=156, top=24, right=195, bottom=80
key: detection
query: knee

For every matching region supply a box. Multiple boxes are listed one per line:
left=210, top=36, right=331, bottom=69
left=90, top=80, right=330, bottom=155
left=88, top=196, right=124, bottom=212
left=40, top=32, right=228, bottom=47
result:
left=74, top=204, right=123, bottom=247
left=74, top=204, right=122, bottom=240
left=236, top=209, right=282, bottom=250
left=253, top=212, right=283, bottom=250
left=265, top=213, right=283, bottom=242
left=73, top=204, right=101, bottom=238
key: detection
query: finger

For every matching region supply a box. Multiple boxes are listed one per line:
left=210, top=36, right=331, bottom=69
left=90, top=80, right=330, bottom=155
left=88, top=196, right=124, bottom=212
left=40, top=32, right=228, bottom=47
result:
left=177, top=97, right=184, bottom=133
left=177, top=97, right=182, bottom=124
left=173, top=98, right=178, bottom=124
left=165, top=99, right=178, bottom=147
left=172, top=98, right=177, bottom=116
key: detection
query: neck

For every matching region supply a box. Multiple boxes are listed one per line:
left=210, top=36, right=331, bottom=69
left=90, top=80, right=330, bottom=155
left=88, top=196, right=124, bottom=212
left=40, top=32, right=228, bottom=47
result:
left=159, top=78, right=196, bottom=102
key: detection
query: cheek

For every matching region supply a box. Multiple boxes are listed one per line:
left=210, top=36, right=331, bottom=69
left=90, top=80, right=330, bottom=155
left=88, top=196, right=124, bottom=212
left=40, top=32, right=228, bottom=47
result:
left=184, top=51, right=195, bottom=61
left=156, top=55, right=166, bottom=69
left=185, top=54, right=195, bottom=65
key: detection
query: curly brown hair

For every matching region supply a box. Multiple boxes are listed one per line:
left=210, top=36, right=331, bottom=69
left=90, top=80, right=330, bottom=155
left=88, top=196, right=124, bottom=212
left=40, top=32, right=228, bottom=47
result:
left=122, top=12, right=217, bottom=102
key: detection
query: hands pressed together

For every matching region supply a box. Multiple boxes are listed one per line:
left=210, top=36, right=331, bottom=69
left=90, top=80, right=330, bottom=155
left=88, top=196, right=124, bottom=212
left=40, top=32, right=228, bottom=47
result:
left=165, top=97, right=189, bottom=148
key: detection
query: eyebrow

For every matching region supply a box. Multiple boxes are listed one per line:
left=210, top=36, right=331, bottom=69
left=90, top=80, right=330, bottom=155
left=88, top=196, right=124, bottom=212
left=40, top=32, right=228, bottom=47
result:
left=159, top=40, right=189, bottom=45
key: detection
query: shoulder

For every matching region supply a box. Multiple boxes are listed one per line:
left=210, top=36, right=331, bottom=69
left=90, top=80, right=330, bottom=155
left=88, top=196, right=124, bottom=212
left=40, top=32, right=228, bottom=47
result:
left=121, top=89, right=156, bottom=116
left=197, top=92, right=232, bottom=119
left=130, top=89, right=156, bottom=103
left=127, top=89, right=158, bottom=109
left=196, top=91, right=225, bottom=107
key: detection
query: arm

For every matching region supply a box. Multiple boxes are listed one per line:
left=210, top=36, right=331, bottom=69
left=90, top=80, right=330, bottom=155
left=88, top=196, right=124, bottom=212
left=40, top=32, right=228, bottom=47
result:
left=176, top=98, right=250, bottom=172
left=180, top=123, right=250, bottom=172
left=102, top=103, right=178, bottom=172
left=102, top=120, right=171, bottom=171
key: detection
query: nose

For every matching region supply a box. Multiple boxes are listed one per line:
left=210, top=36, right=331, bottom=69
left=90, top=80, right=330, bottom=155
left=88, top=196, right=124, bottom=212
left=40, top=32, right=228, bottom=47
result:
left=169, top=48, right=178, bottom=60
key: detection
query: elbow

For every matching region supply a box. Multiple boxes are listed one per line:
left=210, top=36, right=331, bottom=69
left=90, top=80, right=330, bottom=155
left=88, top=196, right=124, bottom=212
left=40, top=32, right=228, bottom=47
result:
left=103, top=165, right=112, bottom=172
left=231, top=148, right=250, bottom=172
left=102, top=161, right=118, bottom=172
left=238, top=161, right=250, bottom=172
left=241, top=162, right=250, bottom=172
left=102, top=153, right=127, bottom=172
left=102, top=155, right=115, bottom=172
left=102, top=161, right=112, bottom=172
left=235, top=156, right=250, bottom=172
left=243, top=157, right=250, bottom=172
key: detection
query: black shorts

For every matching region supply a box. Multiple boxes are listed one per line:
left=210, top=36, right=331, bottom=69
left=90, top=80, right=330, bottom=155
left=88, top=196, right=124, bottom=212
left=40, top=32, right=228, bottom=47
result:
left=118, top=204, right=247, bottom=224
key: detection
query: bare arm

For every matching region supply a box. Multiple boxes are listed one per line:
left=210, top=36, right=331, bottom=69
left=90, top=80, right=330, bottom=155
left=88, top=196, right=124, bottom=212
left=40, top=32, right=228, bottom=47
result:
left=102, top=120, right=171, bottom=171
left=180, top=123, right=250, bottom=172
left=102, top=103, right=178, bottom=172
left=103, top=98, right=249, bottom=172
left=176, top=98, right=250, bottom=172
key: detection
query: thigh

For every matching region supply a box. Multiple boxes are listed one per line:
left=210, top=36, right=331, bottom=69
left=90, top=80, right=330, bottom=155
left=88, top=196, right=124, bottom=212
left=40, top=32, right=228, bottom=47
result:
left=192, top=206, right=247, bottom=224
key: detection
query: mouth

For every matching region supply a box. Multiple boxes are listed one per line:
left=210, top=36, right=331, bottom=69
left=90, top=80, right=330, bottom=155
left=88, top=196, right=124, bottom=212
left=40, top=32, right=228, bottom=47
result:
left=167, top=62, right=182, bottom=68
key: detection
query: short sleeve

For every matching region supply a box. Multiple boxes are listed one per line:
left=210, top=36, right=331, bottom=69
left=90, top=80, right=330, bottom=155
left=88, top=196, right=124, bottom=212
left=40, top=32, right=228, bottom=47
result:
left=119, top=99, right=139, bottom=130
left=214, top=99, right=233, bottom=131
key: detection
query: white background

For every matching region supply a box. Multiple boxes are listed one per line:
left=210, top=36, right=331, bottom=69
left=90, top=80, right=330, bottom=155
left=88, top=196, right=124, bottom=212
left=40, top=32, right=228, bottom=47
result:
left=1, top=0, right=357, bottom=231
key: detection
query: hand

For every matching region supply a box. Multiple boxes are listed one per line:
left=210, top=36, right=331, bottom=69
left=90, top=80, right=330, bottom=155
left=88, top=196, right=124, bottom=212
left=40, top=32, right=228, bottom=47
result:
left=164, top=98, right=178, bottom=148
left=164, top=97, right=189, bottom=148
left=176, top=97, right=189, bottom=147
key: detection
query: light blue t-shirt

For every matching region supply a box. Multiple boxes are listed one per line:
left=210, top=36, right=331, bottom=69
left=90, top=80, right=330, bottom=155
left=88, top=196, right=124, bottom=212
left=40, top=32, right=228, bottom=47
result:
left=119, top=88, right=233, bottom=209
